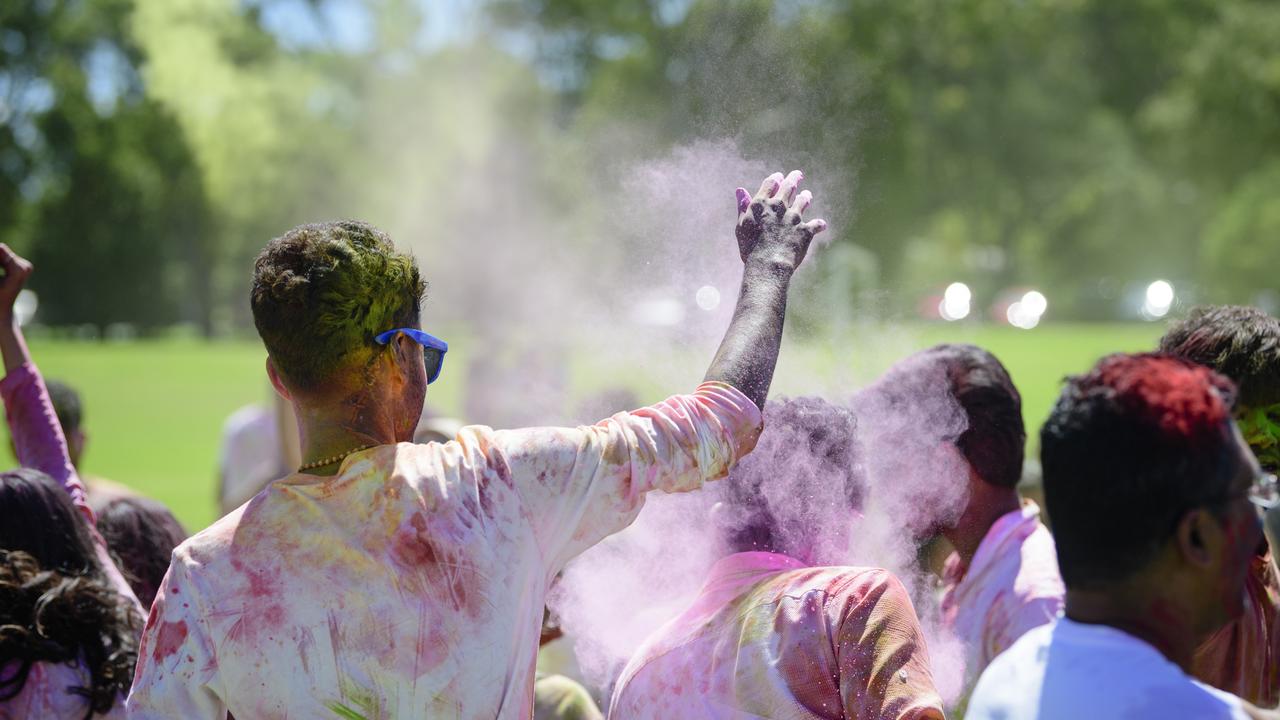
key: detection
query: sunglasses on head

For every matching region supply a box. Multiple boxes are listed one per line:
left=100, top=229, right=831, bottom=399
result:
left=374, top=328, right=448, bottom=384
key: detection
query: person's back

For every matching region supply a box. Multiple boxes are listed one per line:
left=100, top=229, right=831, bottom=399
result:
left=969, top=619, right=1249, bottom=720
left=611, top=553, right=944, bottom=719
left=136, top=391, right=758, bottom=717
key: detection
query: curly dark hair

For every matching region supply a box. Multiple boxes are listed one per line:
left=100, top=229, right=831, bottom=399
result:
left=1159, top=305, right=1280, bottom=410
left=97, top=496, right=187, bottom=610
left=722, top=396, right=863, bottom=559
left=0, top=470, right=141, bottom=718
left=1041, top=353, right=1239, bottom=588
left=251, top=221, right=426, bottom=392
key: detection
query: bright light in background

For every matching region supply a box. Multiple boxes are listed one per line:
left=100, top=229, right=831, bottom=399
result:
left=939, top=282, right=972, bottom=321
left=14, top=290, right=37, bottom=327
left=1007, top=289, right=1047, bottom=330
left=1142, top=280, right=1175, bottom=319
left=694, top=285, right=721, bottom=311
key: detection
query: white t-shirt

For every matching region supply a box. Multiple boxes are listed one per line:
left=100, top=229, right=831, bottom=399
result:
left=967, top=618, right=1251, bottom=719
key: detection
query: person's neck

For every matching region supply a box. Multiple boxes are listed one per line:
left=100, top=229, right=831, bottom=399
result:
left=294, top=392, right=400, bottom=475
left=1065, top=581, right=1199, bottom=672
left=942, top=484, right=1022, bottom=565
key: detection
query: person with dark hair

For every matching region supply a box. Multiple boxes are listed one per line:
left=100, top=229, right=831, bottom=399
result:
left=1158, top=305, right=1280, bottom=705
left=861, top=344, right=1064, bottom=695
left=610, top=397, right=945, bottom=719
left=0, top=245, right=142, bottom=718
left=128, top=172, right=827, bottom=718
left=96, top=497, right=188, bottom=610
left=968, top=353, right=1279, bottom=719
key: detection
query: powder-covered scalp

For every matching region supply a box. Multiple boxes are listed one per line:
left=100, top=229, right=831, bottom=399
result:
left=721, top=396, right=864, bottom=563
left=251, top=221, right=426, bottom=391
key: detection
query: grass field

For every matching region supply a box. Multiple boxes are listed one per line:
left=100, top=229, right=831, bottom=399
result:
left=12, top=322, right=1165, bottom=532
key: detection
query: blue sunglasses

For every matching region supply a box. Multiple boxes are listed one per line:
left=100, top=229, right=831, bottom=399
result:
left=374, top=328, right=448, bottom=384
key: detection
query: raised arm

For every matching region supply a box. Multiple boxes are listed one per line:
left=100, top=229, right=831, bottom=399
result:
left=0, top=244, right=142, bottom=610
left=0, top=244, right=81, bottom=501
left=704, top=170, right=826, bottom=409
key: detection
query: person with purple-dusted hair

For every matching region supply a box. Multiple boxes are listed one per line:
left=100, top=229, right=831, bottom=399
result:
left=610, top=396, right=946, bottom=719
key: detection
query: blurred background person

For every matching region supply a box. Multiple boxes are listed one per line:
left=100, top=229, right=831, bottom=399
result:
left=9, top=377, right=138, bottom=512
left=216, top=390, right=301, bottom=515
left=1159, top=304, right=1280, bottom=705
left=968, top=353, right=1276, bottom=719
left=96, top=496, right=188, bottom=610
left=610, top=396, right=945, bottom=719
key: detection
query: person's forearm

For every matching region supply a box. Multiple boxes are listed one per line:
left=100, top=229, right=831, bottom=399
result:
left=0, top=314, right=32, bottom=375
left=703, top=259, right=793, bottom=410
left=0, top=312, right=81, bottom=494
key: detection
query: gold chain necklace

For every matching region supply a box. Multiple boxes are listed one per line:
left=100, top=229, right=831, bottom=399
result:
left=298, top=444, right=374, bottom=473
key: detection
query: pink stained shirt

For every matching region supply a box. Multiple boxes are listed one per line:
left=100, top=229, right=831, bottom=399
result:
left=125, top=382, right=762, bottom=720
left=0, top=361, right=141, bottom=719
left=609, top=552, right=947, bottom=720
left=1193, top=550, right=1280, bottom=706
left=939, top=501, right=1064, bottom=691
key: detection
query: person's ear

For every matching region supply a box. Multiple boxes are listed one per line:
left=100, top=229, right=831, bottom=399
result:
left=266, top=357, right=293, bottom=402
left=1175, top=508, right=1221, bottom=569
left=391, top=333, right=423, bottom=385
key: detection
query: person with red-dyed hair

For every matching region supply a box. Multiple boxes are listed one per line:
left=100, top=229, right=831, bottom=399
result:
left=969, top=353, right=1279, bottom=720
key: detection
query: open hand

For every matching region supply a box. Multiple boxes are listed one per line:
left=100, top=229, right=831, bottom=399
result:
left=734, top=170, right=827, bottom=273
left=0, top=244, right=32, bottom=320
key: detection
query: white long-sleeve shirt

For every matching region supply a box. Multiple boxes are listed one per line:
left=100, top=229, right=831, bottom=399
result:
left=126, top=382, right=761, bottom=719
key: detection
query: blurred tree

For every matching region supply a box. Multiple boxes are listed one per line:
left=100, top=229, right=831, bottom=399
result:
left=0, top=0, right=216, bottom=334
left=491, top=0, right=1279, bottom=317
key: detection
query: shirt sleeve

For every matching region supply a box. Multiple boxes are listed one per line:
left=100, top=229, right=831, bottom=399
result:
left=0, top=361, right=85, bottom=516
left=126, top=553, right=227, bottom=719
left=0, top=361, right=142, bottom=612
left=834, top=571, right=947, bottom=720
left=480, top=381, right=762, bottom=571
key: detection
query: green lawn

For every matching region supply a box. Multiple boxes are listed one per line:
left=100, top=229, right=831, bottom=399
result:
left=10, top=322, right=1165, bottom=533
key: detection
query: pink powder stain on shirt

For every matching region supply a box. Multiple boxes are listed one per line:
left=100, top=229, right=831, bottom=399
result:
left=391, top=512, right=482, bottom=618
left=153, top=620, right=189, bottom=663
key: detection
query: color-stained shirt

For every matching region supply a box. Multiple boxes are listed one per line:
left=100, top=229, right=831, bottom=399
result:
left=0, top=362, right=141, bottom=719
left=939, top=501, right=1064, bottom=691
left=609, top=552, right=946, bottom=720
left=126, top=382, right=761, bottom=720
left=1194, top=551, right=1280, bottom=706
